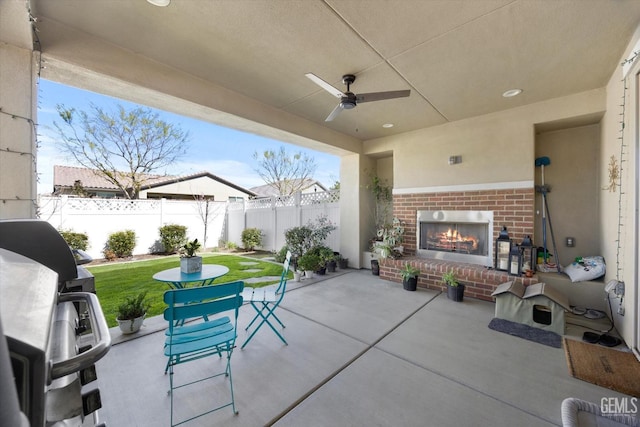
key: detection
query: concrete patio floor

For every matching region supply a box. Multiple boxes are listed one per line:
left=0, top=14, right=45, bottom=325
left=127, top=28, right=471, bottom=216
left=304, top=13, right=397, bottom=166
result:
left=95, top=270, right=633, bottom=426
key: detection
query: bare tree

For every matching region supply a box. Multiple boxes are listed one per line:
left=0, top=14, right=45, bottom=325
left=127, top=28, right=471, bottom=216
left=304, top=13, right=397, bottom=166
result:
left=252, top=146, right=318, bottom=196
left=193, top=195, right=221, bottom=248
left=54, top=103, right=189, bottom=199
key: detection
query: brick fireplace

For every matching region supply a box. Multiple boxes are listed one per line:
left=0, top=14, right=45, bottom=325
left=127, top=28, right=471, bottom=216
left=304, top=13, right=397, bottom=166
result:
left=382, top=187, right=536, bottom=300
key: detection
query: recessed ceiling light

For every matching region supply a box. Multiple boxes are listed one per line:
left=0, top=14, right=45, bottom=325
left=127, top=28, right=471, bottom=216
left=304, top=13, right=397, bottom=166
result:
left=147, top=0, right=170, bottom=6
left=382, top=123, right=394, bottom=128
left=502, top=89, right=523, bottom=98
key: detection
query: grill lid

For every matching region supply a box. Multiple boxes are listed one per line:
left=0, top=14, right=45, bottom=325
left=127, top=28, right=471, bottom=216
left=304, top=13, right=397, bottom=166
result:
left=0, top=249, right=58, bottom=353
left=0, top=219, right=78, bottom=285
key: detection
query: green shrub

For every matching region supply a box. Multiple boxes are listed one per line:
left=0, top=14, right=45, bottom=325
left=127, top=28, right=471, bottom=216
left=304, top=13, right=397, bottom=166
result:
left=284, top=215, right=336, bottom=258
left=274, top=246, right=289, bottom=263
left=284, top=225, right=313, bottom=258
left=241, top=227, right=263, bottom=251
left=308, top=245, right=335, bottom=263
left=225, top=241, right=238, bottom=250
left=158, top=224, right=187, bottom=254
left=59, top=230, right=89, bottom=250
left=104, top=230, right=136, bottom=258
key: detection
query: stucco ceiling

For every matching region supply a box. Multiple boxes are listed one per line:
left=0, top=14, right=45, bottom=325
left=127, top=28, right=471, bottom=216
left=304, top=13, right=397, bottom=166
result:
left=20, top=0, right=640, bottom=146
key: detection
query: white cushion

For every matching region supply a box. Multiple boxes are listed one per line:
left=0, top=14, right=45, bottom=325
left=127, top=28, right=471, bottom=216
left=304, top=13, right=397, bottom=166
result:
left=563, top=256, right=605, bottom=282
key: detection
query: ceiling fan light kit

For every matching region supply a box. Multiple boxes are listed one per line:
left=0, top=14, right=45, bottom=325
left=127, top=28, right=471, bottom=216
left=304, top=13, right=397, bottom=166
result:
left=146, top=0, right=171, bottom=6
left=306, top=73, right=411, bottom=122
left=502, top=88, right=522, bottom=98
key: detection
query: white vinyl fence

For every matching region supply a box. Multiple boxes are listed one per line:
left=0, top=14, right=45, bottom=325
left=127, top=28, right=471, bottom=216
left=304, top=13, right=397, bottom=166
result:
left=38, top=190, right=340, bottom=259
left=227, top=190, right=340, bottom=253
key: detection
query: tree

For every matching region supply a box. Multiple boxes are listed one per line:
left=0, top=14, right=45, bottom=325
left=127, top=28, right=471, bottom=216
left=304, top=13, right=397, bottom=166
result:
left=193, top=195, right=225, bottom=249
left=252, top=146, right=317, bottom=196
left=54, top=103, right=189, bottom=199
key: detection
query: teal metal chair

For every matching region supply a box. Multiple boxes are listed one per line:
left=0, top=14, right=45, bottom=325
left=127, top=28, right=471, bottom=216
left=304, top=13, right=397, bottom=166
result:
left=241, top=251, right=291, bottom=349
left=163, top=280, right=244, bottom=426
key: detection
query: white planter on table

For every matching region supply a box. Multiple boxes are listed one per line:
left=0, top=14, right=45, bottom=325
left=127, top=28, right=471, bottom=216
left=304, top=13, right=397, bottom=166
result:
left=180, top=256, right=202, bottom=274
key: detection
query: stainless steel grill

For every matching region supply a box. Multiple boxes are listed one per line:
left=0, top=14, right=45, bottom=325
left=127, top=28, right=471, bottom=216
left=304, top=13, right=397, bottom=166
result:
left=0, top=220, right=111, bottom=427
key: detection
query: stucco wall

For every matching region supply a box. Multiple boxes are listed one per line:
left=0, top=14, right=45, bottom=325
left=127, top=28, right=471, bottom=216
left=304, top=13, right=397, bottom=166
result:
left=535, top=124, right=601, bottom=266
left=0, top=44, right=37, bottom=219
left=600, top=25, right=640, bottom=354
left=140, top=175, right=251, bottom=200
left=364, top=89, right=605, bottom=190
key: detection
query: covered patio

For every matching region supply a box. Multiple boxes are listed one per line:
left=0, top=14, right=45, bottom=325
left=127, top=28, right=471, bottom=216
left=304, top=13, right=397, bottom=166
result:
left=97, top=270, right=628, bottom=426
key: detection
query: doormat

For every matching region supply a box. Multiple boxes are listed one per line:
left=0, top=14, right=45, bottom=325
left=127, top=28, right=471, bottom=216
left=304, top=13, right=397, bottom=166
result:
left=564, top=338, right=640, bottom=397
left=488, top=317, right=562, bottom=348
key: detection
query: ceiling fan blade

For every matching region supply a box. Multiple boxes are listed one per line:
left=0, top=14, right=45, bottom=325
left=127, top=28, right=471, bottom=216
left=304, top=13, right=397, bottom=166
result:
left=325, top=104, right=344, bottom=122
left=356, top=90, right=411, bottom=103
left=305, top=73, right=345, bottom=99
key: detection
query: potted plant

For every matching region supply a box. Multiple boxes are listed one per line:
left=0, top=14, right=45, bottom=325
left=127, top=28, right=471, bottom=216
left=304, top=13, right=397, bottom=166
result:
left=337, top=254, right=348, bottom=269
left=297, top=252, right=321, bottom=278
left=116, top=291, right=151, bottom=334
left=369, top=246, right=381, bottom=275
left=400, top=263, right=420, bottom=291
left=373, top=217, right=406, bottom=259
left=443, top=269, right=465, bottom=302
left=180, top=238, right=202, bottom=273
left=316, top=246, right=336, bottom=273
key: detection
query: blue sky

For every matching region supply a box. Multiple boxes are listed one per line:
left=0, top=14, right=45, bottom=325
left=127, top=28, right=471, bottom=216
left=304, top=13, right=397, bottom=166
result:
left=36, top=79, right=340, bottom=194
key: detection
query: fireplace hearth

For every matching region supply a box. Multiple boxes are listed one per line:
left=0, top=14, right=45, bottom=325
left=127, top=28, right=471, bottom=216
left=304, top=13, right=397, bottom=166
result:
left=416, top=210, right=493, bottom=266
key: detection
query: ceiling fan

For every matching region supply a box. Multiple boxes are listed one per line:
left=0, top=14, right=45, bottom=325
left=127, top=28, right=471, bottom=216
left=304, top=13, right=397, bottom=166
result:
left=305, top=73, right=411, bottom=122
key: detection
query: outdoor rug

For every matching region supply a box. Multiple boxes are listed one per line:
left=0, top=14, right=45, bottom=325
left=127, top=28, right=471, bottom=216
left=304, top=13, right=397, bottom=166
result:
left=488, top=317, right=562, bottom=348
left=564, top=338, right=640, bottom=397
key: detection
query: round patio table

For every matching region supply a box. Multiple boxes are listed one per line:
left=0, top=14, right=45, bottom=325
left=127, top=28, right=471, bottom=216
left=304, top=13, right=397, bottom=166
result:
left=152, top=264, right=229, bottom=289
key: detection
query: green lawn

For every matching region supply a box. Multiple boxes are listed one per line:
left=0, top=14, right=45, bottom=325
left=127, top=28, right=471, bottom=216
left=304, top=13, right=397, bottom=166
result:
left=88, top=253, right=289, bottom=327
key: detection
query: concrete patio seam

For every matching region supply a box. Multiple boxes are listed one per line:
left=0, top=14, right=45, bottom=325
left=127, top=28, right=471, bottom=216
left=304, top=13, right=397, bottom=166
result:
left=265, top=291, right=441, bottom=426
left=372, top=343, right=560, bottom=426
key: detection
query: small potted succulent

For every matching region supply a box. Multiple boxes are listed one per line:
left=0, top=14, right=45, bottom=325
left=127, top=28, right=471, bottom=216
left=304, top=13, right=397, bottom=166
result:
left=400, top=263, right=420, bottom=291
left=180, top=238, right=202, bottom=273
left=116, top=292, right=151, bottom=334
left=443, top=269, right=465, bottom=302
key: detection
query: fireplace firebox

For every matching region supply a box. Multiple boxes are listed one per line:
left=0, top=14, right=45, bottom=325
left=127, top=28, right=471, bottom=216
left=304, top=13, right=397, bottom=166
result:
left=416, top=210, right=493, bottom=266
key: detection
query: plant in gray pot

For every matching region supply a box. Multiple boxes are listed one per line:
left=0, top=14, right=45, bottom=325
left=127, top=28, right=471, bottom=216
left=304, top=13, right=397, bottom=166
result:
left=116, top=291, right=151, bottom=334
left=180, top=238, right=202, bottom=273
left=400, top=263, right=420, bottom=291
left=443, top=269, right=465, bottom=302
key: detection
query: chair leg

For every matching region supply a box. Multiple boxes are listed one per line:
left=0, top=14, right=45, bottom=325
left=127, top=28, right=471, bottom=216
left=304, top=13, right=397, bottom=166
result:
left=168, top=365, right=175, bottom=426
left=165, top=347, right=239, bottom=424
left=226, top=352, right=239, bottom=415
left=244, top=301, right=268, bottom=330
left=241, top=304, right=287, bottom=349
left=245, top=301, right=286, bottom=331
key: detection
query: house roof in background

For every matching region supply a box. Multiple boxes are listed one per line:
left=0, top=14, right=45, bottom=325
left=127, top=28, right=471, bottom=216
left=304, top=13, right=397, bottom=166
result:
left=250, top=178, right=328, bottom=197
left=53, top=165, right=257, bottom=196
